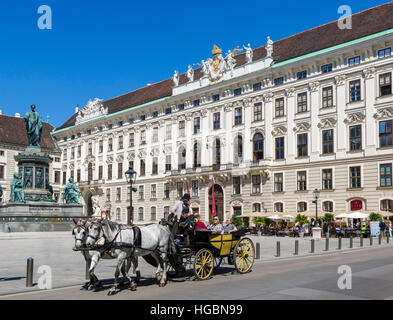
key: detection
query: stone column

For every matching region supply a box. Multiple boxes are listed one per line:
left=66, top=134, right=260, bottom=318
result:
left=363, top=67, right=377, bottom=157
left=309, top=81, right=321, bottom=161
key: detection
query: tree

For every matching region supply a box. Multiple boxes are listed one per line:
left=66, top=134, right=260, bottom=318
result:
left=232, top=216, right=243, bottom=227
left=323, top=213, right=335, bottom=224
left=254, top=217, right=265, bottom=231
left=369, top=212, right=382, bottom=222
left=295, top=214, right=308, bottom=225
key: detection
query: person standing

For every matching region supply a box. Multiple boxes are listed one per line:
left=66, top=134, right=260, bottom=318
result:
left=379, top=220, right=387, bottom=238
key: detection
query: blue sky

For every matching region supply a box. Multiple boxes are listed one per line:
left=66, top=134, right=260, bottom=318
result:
left=0, top=0, right=389, bottom=128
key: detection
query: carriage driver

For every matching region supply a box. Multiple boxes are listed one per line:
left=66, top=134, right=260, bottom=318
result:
left=170, top=193, right=192, bottom=236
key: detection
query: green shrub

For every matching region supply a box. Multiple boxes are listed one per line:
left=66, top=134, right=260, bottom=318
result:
left=369, top=212, right=382, bottom=222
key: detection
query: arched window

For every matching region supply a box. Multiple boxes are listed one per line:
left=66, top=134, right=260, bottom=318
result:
left=193, top=143, right=201, bottom=168
left=213, top=138, right=221, bottom=167
left=253, top=133, right=264, bottom=161
left=322, top=201, right=334, bottom=212
left=274, top=202, right=283, bottom=213
left=234, top=135, right=243, bottom=164
left=297, top=202, right=307, bottom=212
left=138, top=207, right=144, bottom=221
left=381, top=199, right=393, bottom=212
left=252, top=203, right=261, bottom=213
left=178, top=145, right=186, bottom=170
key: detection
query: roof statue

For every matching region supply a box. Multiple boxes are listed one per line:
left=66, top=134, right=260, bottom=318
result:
left=186, top=65, right=194, bottom=82
left=266, top=36, right=274, bottom=57
left=243, top=43, right=253, bottom=64
left=172, top=70, right=179, bottom=86
left=75, top=98, right=108, bottom=125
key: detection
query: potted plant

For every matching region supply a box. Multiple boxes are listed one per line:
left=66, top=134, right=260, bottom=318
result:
left=254, top=217, right=265, bottom=236
left=323, top=213, right=335, bottom=237
left=369, top=212, right=382, bottom=222
left=295, top=214, right=308, bottom=237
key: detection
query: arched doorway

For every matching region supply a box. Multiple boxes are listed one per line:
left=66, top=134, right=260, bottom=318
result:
left=208, top=184, right=224, bottom=222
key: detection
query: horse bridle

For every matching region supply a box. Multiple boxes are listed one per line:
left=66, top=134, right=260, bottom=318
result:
left=74, top=224, right=87, bottom=246
left=87, top=222, right=106, bottom=246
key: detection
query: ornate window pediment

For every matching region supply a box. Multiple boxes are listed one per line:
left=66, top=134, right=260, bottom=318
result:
left=271, top=125, right=287, bottom=137
left=293, top=122, right=311, bottom=133
left=318, top=118, right=337, bottom=129
left=344, top=112, right=366, bottom=124
left=75, top=98, right=108, bottom=125
left=374, top=107, right=393, bottom=120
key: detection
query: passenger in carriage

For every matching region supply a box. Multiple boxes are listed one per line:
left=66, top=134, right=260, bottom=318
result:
left=193, top=212, right=208, bottom=231
left=221, top=218, right=238, bottom=235
left=208, top=216, right=223, bottom=233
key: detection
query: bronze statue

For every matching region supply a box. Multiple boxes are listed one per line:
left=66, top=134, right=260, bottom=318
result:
left=24, top=105, right=43, bottom=147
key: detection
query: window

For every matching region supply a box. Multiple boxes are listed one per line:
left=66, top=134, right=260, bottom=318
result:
left=297, top=133, right=308, bottom=157
left=107, top=164, right=112, bottom=180
left=98, top=141, right=103, bottom=153
left=213, top=139, right=221, bottom=166
left=165, top=124, right=172, bottom=141
left=152, top=127, right=159, bottom=143
left=252, top=175, right=261, bottom=194
left=234, top=136, right=243, bottom=164
left=116, top=187, right=121, bottom=201
left=275, top=98, right=285, bottom=117
left=63, top=149, right=67, bottom=160
left=378, top=47, right=391, bottom=59
left=178, top=104, right=185, bottom=111
left=116, top=208, right=121, bottom=221
left=106, top=189, right=111, bottom=202
left=193, top=143, right=201, bottom=168
left=108, top=138, right=113, bottom=152
left=212, top=94, right=220, bottom=102
left=297, top=171, right=307, bottom=191
left=54, top=171, right=60, bottom=184
left=322, top=169, right=333, bottom=190
left=254, top=103, right=262, bottom=121
left=164, top=206, right=170, bottom=219
left=117, top=162, right=123, bottom=179
left=151, top=207, right=156, bottom=221
left=152, top=157, right=158, bottom=175
left=234, top=88, right=242, bottom=96
left=380, top=164, right=392, bottom=187
left=129, top=161, right=134, bottom=170
left=140, top=114, right=146, bottom=121
left=152, top=111, right=159, bottom=118
left=151, top=184, right=157, bottom=199
left=62, top=172, right=66, bottom=185
left=350, top=166, right=361, bottom=189
left=349, top=80, right=361, bottom=102
left=233, top=207, right=242, bottom=216
left=179, top=121, right=185, bottom=137
left=194, top=117, right=200, bottom=134
left=297, top=70, right=307, bottom=80
left=379, top=73, right=392, bottom=96
left=129, top=133, right=134, bottom=147
left=88, top=143, right=92, bottom=156
left=98, top=166, right=103, bottom=180
left=165, top=107, right=172, bottom=115
left=0, top=150, right=4, bottom=156
left=193, top=99, right=200, bottom=107
left=322, top=129, right=334, bottom=154
left=138, top=186, right=144, bottom=200
left=381, top=199, right=393, bottom=212
left=165, top=155, right=172, bottom=172
left=177, top=182, right=184, bottom=198
left=297, top=202, right=307, bottom=212
left=322, top=86, right=333, bottom=108
left=234, top=107, right=242, bottom=125
left=322, top=201, right=334, bottom=212
left=191, top=180, right=198, bottom=197
left=274, top=202, right=283, bottom=213
left=321, top=63, right=333, bottom=73
left=274, top=173, right=283, bottom=192
left=140, top=130, right=146, bottom=145
left=349, top=125, right=362, bottom=151
left=213, top=112, right=220, bottom=130
left=138, top=207, right=144, bottom=221
left=129, top=118, right=134, bottom=124
left=140, top=159, right=146, bottom=176
left=253, top=82, right=262, bottom=91
left=71, top=148, right=75, bottom=159
left=178, top=146, right=186, bottom=170
left=233, top=177, right=241, bottom=195
left=348, top=56, right=360, bottom=66
left=253, top=133, right=264, bottom=161
left=108, top=124, right=113, bottom=130
left=379, top=120, right=392, bottom=147
left=118, top=136, right=123, bottom=149
left=274, top=77, right=284, bottom=86
left=275, top=137, right=285, bottom=160
left=252, top=203, right=261, bottom=213
left=164, top=183, right=170, bottom=199
left=297, top=92, right=307, bottom=113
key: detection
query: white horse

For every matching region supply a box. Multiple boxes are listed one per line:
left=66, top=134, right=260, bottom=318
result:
left=86, top=220, right=175, bottom=295
left=72, top=220, right=141, bottom=291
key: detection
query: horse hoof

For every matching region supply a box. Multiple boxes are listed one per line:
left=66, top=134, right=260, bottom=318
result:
left=130, top=285, right=137, bottom=292
left=87, top=285, right=94, bottom=291
left=159, top=282, right=166, bottom=287
left=107, top=290, right=116, bottom=296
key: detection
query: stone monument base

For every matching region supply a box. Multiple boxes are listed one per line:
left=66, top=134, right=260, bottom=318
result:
left=0, top=202, right=84, bottom=232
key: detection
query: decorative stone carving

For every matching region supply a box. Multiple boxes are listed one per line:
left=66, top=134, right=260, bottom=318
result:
left=271, top=126, right=287, bottom=137
left=224, top=103, right=233, bottom=112
left=75, top=98, right=108, bottom=125
left=127, top=153, right=135, bottom=161
left=318, top=118, right=337, bottom=129
left=252, top=95, right=264, bottom=104
left=344, top=112, right=366, bottom=124
left=116, top=155, right=124, bottom=162
left=263, top=92, right=274, bottom=103
left=106, top=156, right=113, bottom=164
left=334, top=75, right=347, bottom=86
left=172, top=70, right=179, bottom=86
left=137, top=150, right=146, bottom=159
left=363, top=67, right=376, bottom=79
left=308, top=81, right=320, bottom=92
left=293, top=122, right=311, bottom=133
left=201, top=109, right=208, bottom=118
left=285, top=87, right=295, bottom=97
left=150, top=148, right=159, bottom=157
left=243, top=43, right=253, bottom=64
left=266, top=36, right=273, bottom=58
left=374, top=107, right=393, bottom=120
left=186, top=65, right=194, bottom=82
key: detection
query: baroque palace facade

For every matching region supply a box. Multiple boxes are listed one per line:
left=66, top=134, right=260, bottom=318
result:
left=53, top=3, right=393, bottom=224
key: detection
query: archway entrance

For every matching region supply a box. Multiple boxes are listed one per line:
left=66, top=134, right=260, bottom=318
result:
left=208, top=184, right=224, bottom=222
left=87, top=194, right=93, bottom=217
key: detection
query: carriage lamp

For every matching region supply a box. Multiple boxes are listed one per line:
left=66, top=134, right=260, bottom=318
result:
left=125, top=168, right=137, bottom=225
left=312, top=188, right=320, bottom=227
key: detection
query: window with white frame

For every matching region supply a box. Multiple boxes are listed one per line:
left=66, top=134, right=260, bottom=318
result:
left=151, top=184, right=157, bottom=199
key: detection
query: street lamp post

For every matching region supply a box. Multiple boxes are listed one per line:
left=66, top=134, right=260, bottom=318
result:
left=312, top=188, right=322, bottom=239
left=125, top=167, right=137, bottom=225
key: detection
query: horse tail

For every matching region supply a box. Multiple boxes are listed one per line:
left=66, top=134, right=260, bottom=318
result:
left=168, top=231, right=176, bottom=254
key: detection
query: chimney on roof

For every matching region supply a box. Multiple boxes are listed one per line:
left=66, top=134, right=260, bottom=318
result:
left=75, top=106, right=79, bottom=113
left=15, top=113, right=21, bottom=118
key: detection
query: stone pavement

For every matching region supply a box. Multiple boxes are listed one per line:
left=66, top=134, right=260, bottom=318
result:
left=0, top=231, right=391, bottom=296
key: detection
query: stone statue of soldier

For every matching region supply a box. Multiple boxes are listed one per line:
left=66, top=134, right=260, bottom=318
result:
left=24, top=105, right=43, bottom=147
left=0, top=184, right=3, bottom=203
left=10, top=173, right=25, bottom=203
left=64, top=178, right=83, bottom=204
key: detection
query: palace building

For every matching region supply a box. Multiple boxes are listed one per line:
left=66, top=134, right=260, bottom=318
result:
left=53, top=2, right=393, bottom=224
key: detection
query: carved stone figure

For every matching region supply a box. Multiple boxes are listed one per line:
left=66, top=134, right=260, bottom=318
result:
left=92, top=196, right=102, bottom=218
left=172, top=70, right=179, bottom=86
left=35, top=168, right=44, bottom=189
left=24, top=105, right=43, bottom=147
left=10, top=173, right=25, bottom=203
left=187, top=65, right=194, bottom=82
left=243, top=43, right=253, bottom=64
left=225, top=50, right=237, bottom=74
left=64, top=178, right=83, bottom=204
left=266, top=36, right=274, bottom=57
left=75, top=98, right=107, bottom=125
left=201, top=60, right=210, bottom=77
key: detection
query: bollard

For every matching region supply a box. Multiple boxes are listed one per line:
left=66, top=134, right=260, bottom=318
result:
left=370, top=236, right=373, bottom=246
left=276, top=241, right=280, bottom=257
left=350, top=236, right=353, bottom=249
left=294, top=240, right=299, bottom=255
left=379, top=234, right=382, bottom=245
left=85, top=261, right=90, bottom=280
left=256, top=242, right=261, bottom=260
left=310, top=239, right=315, bottom=253
left=26, top=258, right=34, bottom=288
left=338, top=237, right=342, bottom=250
left=325, top=238, right=329, bottom=251
left=360, top=236, right=363, bottom=247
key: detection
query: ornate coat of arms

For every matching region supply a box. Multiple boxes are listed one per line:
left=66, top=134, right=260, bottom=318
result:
left=208, top=45, right=226, bottom=82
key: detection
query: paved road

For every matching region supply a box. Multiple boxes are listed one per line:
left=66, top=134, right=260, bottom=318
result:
left=2, top=246, right=393, bottom=300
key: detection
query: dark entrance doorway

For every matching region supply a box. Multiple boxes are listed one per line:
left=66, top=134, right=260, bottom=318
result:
left=209, top=184, right=224, bottom=222
left=87, top=194, right=93, bottom=216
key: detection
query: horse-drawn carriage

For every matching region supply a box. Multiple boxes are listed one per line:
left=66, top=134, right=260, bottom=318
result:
left=168, top=229, right=255, bottom=280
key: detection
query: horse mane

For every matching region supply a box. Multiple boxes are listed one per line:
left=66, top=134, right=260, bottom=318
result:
left=101, top=220, right=120, bottom=242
